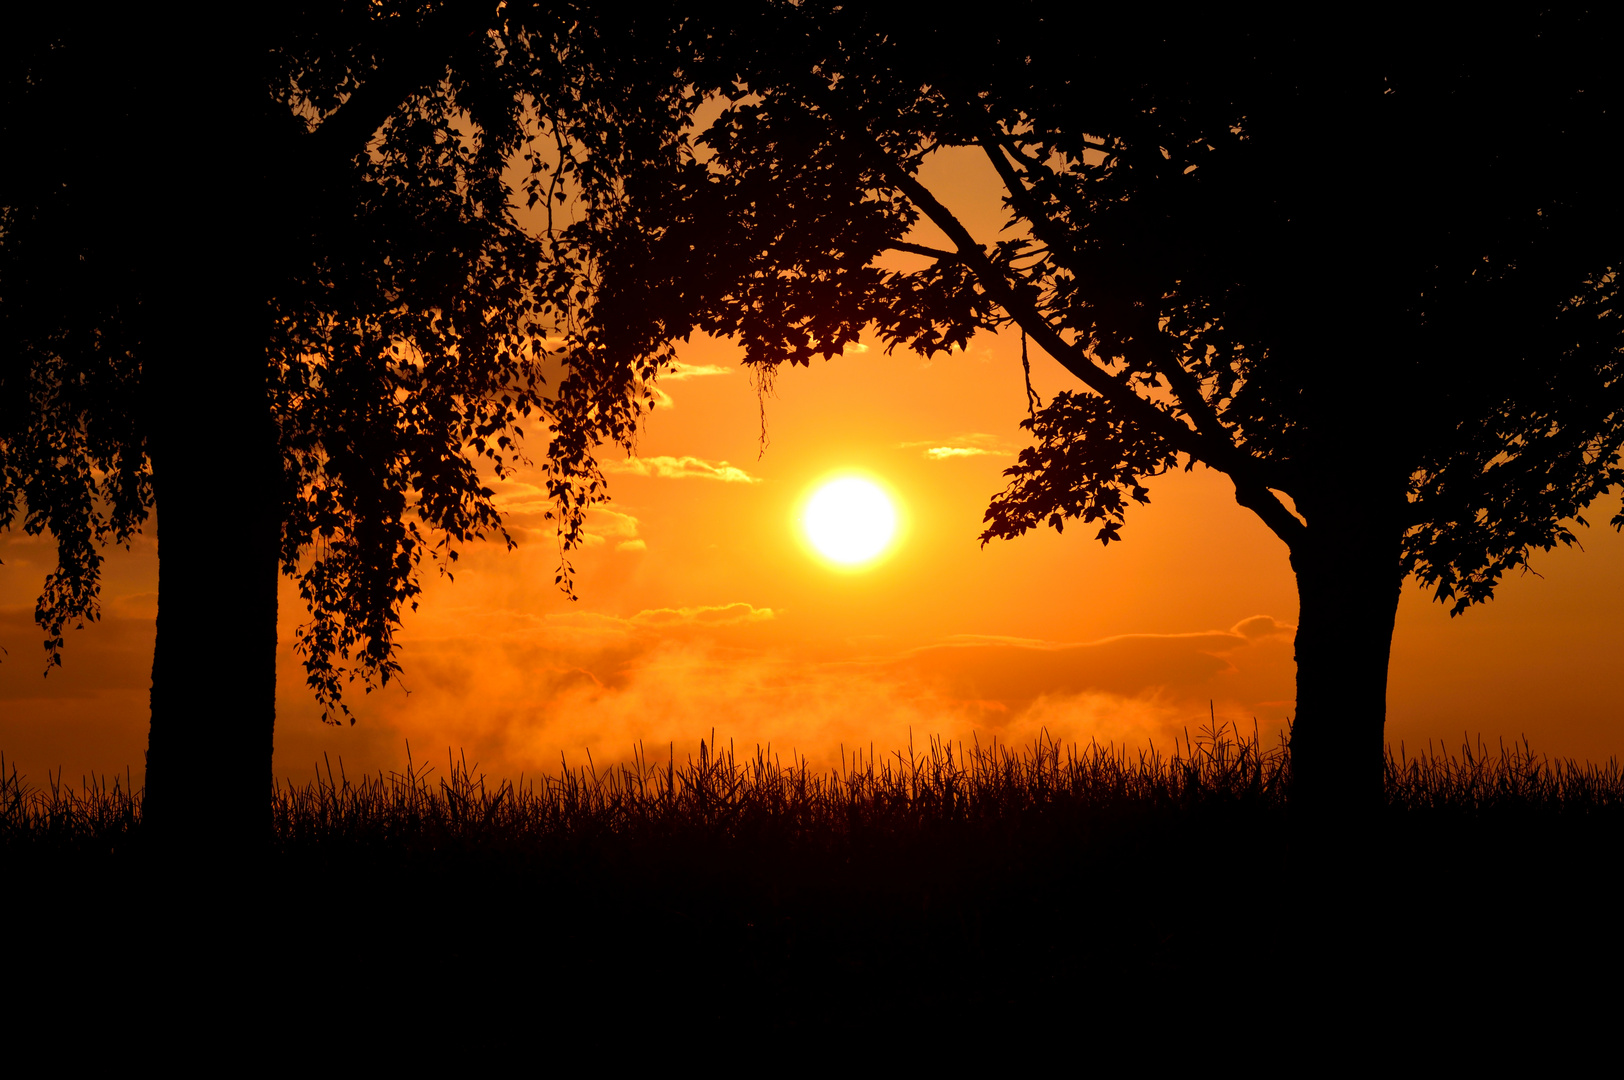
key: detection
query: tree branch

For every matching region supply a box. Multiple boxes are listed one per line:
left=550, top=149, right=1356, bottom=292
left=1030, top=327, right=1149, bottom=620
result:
left=881, top=162, right=1191, bottom=440
left=979, top=135, right=1237, bottom=461
left=808, top=93, right=1305, bottom=548
left=1232, top=478, right=1313, bottom=550
left=304, top=1, right=495, bottom=168
left=834, top=109, right=1308, bottom=550
left=885, top=240, right=960, bottom=261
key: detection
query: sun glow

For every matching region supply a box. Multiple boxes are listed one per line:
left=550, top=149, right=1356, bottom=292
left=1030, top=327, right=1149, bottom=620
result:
left=800, top=476, right=900, bottom=568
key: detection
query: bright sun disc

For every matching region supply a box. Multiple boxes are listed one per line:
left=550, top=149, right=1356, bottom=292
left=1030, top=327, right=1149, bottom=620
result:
left=803, top=478, right=897, bottom=565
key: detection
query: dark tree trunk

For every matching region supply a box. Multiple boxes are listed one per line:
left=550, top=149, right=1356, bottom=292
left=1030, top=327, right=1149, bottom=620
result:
left=1286, top=517, right=1404, bottom=815
left=143, top=376, right=280, bottom=845
left=139, top=31, right=280, bottom=847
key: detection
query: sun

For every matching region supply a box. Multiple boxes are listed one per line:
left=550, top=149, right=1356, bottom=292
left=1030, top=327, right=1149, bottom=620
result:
left=800, top=476, right=899, bottom=568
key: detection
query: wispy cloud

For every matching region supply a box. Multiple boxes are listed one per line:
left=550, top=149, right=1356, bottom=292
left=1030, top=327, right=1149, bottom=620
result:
left=901, top=432, right=1008, bottom=461
left=661, top=362, right=733, bottom=381
left=579, top=507, right=640, bottom=546
left=924, top=446, right=1002, bottom=460
left=543, top=602, right=775, bottom=635
left=893, top=617, right=1295, bottom=711
left=489, top=477, right=554, bottom=527
left=601, top=456, right=761, bottom=483
left=640, top=362, right=734, bottom=410
left=630, top=602, right=775, bottom=627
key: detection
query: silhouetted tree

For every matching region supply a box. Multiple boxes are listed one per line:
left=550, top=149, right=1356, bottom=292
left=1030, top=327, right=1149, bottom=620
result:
left=647, top=4, right=1623, bottom=809
left=0, top=3, right=707, bottom=841
left=7, top=3, right=1620, bottom=831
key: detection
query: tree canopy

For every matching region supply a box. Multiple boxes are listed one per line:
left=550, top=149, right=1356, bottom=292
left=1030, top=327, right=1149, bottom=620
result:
left=0, top=2, right=749, bottom=837
left=0, top=3, right=710, bottom=723
left=2, top=2, right=1618, bottom=819
left=635, top=3, right=1623, bottom=803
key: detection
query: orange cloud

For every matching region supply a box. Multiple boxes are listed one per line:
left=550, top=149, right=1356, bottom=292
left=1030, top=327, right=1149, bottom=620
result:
left=487, top=476, right=556, bottom=531
left=660, top=362, right=733, bottom=381
left=900, top=432, right=1009, bottom=460
left=600, top=455, right=760, bottom=483
left=891, top=617, right=1295, bottom=713
left=265, top=612, right=1295, bottom=783
left=580, top=507, right=640, bottom=546
left=542, top=602, right=776, bottom=636
left=629, top=602, right=776, bottom=627
left=923, top=446, right=1002, bottom=460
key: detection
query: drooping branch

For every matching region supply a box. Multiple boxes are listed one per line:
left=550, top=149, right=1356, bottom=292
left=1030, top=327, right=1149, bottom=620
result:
left=983, top=389, right=1180, bottom=547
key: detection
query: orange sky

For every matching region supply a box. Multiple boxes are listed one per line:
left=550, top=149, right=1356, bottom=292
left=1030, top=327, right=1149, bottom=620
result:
left=4, top=150, right=1623, bottom=784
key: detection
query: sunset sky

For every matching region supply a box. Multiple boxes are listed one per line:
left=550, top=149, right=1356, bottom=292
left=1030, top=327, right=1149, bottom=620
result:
left=4, top=149, right=1623, bottom=785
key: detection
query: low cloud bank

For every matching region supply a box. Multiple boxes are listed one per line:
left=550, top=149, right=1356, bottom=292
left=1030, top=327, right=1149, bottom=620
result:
left=272, top=612, right=1297, bottom=782
left=0, top=597, right=1297, bottom=787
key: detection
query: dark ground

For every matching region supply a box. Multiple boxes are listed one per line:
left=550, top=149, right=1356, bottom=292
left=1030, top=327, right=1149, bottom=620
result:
left=7, top=803, right=1618, bottom=1050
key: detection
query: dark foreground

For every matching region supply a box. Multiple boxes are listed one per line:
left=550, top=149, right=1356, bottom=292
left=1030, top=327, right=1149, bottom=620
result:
left=5, top=729, right=1621, bottom=1045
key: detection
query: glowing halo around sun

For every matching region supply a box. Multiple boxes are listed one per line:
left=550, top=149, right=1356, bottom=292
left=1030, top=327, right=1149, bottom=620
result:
left=798, top=474, right=902, bottom=570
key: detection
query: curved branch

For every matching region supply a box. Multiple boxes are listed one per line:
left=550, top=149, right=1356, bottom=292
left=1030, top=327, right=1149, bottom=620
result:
left=977, top=134, right=1242, bottom=477
left=866, top=139, right=1306, bottom=549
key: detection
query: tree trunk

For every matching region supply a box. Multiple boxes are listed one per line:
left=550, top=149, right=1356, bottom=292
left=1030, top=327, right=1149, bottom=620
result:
left=139, top=32, right=280, bottom=848
left=142, top=383, right=280, bottom=846
left=1287, top=521, right=1404, bottom=815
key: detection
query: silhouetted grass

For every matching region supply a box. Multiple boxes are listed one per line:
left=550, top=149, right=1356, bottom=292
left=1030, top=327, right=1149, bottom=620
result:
left=4, top=726, right=1621, bottom=1033
left=268, top=726, right=1296, bottom=852
left=7, top=724, right=1623, bottom=851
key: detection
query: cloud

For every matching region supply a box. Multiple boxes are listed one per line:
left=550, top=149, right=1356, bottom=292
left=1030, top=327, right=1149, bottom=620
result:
left=4, top=592, right=1296, bottom=789
left=923, top=446, right=1003, bottom=460
left=629, top=602, right=775, bottom=627
left=316, top=629, right=1286, bottom=786
left=489, top=477, right=556, bottom=531
left=616, top=539, right=647, bottom=553
left=901, top=432, right=1004, bottom=449
left=579, top=507, right=640, bottom=547
left=639, top=361, right=733, bottom=410
left=282, top=611, right=1295, bottom=784
left=540, top=602, right=775, bottom=637
left=601, top=456, right=761, bottom=483
left=660, top=362, right=733, bottom=381
left=892, top=629, right=1254, bottom=712
left=1232, top=615, right=1294, bottom=641
left=901, top=433, right=1008, bottom=460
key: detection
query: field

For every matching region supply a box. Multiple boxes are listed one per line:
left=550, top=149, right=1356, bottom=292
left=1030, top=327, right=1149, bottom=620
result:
left=5, top=725, right=1622, bottom=1039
